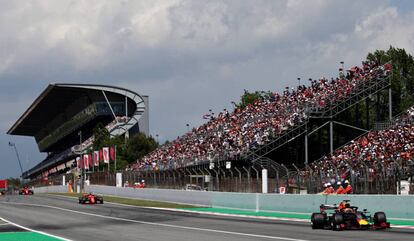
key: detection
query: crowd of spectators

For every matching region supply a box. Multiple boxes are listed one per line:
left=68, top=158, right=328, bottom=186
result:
left=308, top=106, right=414, bottom=183
left=131, top=61, right=392, bottom=171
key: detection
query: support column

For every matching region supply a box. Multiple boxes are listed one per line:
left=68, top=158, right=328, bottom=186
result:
left=389, top=87, right=392, bottom=121
left=330, top=121, right=334, bottom=154
left=262, top=169, right=268, bottom=194
left=125, top=95, right=129, bottom=140
left=102, top=90, right=119, bottom=123
left=304, top=133, right=308, bottom=164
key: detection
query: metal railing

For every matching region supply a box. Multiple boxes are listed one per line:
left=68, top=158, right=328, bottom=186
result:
left=27, top=160, right=413, bottom=195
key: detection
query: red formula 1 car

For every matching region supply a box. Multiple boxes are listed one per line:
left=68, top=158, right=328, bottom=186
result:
left=311, top=200, right=390, bottom=231
left=19, top=187, right=34, bottom=195
left=78, top=193, right=104, bottom=204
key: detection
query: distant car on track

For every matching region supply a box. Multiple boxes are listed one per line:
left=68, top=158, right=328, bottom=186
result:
left=79, top=193, right=104, bottom=204
left=184, top=184, right=204, bottom=191
left=311, top=200, right=390, bottom=231
left=19, top=187, right=34, bottom=195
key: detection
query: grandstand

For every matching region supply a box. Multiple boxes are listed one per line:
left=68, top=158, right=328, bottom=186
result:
left=7, top=83, right=149, bottom=180
left=117, top=60, right=410, bottom=193
left=134, top=62, right=392, bottom=170
left=14, top=61, right=412, bottom=194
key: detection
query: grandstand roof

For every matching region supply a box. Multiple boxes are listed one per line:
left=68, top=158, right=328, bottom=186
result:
left=8, top=83, right=143, bottom=136
left=10, top=83, right=148, bottom=179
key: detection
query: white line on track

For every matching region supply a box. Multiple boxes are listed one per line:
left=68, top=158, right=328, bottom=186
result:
left=48, top=194, right=310, bottom=223
left=0, top=201, right=309, bottom=241
left=50, top=194, right=309, bottom=223
left=46, top=194, right=414, bottom=230
left=0, top=216, right=73, bottom=241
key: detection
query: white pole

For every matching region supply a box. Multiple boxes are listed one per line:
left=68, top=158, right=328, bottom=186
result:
left=262, top=169, right=268, bottom=194
left=114, top=145, right=117, bottom=171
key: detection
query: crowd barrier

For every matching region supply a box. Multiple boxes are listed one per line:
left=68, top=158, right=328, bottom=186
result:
left=85, top=185, right=213, bottom=206
left=34, top=185, right=414, bottom=219
left=34, top=185, right=67, bottom=193
left=212, top=193, right=414, bottom=219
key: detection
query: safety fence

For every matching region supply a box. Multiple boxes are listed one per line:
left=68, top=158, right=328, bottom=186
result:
left=27, top=161, right=414, bottom=195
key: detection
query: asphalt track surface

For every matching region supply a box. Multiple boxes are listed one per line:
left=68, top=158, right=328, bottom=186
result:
left=0, top=195, right=413, bottom=241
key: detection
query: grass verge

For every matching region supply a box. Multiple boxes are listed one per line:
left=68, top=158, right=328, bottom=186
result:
left=0, top=232, right=62, bottom=241
left=47, top=192, right=197, bottom=209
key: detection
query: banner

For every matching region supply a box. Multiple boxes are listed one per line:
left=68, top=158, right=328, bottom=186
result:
left=110, top=146, right=116, bottom=161
left=83, top=154, right=90, bottom=170
left=99, top=150, right=103, bottom=162
left=76, top=157, right=81, bottom=168
left=103, top=147, right=110, bottom=163
left=94, top=151, right=100, bottom=166
left=89, top=154, right=93, bottom=168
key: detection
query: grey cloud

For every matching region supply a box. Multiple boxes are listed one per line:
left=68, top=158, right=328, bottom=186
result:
left=1, top=0, right=413, bottom=178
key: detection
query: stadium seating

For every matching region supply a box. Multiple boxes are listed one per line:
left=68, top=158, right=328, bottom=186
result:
left=133, top=61, right=392, bottom=171
left=307, top=106, right=414, bottom=183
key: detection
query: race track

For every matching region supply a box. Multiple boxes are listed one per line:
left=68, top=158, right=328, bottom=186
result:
left=0, top=195, right=413, bottom=241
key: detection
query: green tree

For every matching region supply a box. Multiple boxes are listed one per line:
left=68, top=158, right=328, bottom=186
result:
left=90, top=123, right=159, bottom=171
left=237, top=89, right=265, bottom=109
left=125, top=133, right=158, bottom=163
left=92, top=123, right=110, bottom=150
left=366, top=46, right=414, bottom=115
left=7, top=177, right=21, bottom=189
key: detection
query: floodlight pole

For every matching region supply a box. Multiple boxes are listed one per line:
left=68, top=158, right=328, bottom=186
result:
left=8, top=142, right=23, bottom=178
left=78, top=131, right=84, bottom=193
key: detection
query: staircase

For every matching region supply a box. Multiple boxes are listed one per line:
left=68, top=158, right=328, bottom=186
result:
left=245, top=74, right=391, bottom=163
left=250, top=154, right=289, bottom=179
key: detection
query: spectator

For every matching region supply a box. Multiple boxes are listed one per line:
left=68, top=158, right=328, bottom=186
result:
left=133, top=61, right=391, bottom=172
left=336, top=181, right=344, bottom=194
left=343, top=180, right=353, bottom=194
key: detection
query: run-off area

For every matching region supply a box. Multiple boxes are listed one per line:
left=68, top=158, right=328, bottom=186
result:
left=0, top=218, right=63, bottom=241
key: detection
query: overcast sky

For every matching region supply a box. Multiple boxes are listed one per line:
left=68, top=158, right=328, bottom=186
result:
left=1, top=0, right=414, bottom=179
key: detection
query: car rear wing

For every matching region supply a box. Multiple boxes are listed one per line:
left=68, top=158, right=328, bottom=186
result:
left=319, top=204, right=338, bottom=212
left=320, top=204, right=337, bottom=209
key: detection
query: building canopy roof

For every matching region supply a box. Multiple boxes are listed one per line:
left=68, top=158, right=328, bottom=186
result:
left=7, top=83, right=143, bottom=137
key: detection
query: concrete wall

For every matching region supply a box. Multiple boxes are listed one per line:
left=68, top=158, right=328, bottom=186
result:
left=34, top=185, right=67, bottom=193
left=85, top=185, right=212, bottom=206
left=35, top=185, right=414, bottom=219
left=213, top=193, right=414, bottom=219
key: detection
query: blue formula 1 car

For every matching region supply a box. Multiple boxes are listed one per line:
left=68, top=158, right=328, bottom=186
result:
left=311, top=200, right=390, bottom=231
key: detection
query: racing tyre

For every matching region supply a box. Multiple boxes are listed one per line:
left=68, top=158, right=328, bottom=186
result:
left=332, top=213, right=344, bottom=231
left=311, top=213, right=325, bottom=229
left=374, top=212, right=387, bottom=225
